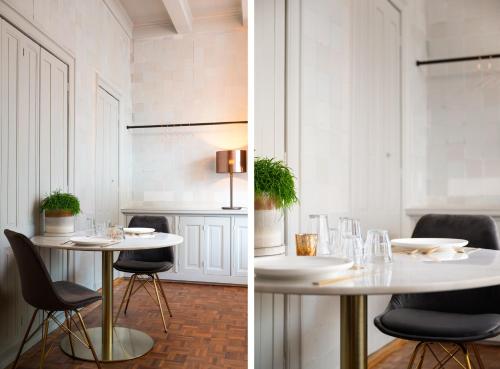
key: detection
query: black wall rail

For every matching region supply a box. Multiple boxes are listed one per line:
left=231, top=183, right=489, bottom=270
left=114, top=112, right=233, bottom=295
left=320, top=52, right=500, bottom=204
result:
left=126, top=121, right=248, bottom=129
left=416, top=53, right=500, bottom=66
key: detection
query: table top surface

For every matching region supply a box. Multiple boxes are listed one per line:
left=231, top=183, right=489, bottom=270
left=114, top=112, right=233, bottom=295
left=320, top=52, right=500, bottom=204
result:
left=31, top=232, right=183, bottom=251
left=255, top=249, right=500, bottom=296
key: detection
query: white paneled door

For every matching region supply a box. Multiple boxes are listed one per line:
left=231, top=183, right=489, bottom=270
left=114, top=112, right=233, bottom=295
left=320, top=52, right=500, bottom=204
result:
left=95, top=86, right=120, bottom=225
left=232, top=216, right=248, bottom=277
left=178, top=216, right=205, bottom=277
left=352, top=0, right=402, bottom=237
left=204, top=217, right=231, bottom=276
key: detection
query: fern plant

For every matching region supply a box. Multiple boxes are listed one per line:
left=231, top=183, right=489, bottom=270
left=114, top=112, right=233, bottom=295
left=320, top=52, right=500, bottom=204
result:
left=254, top=157, right=298, bottom=210
left=40, top=190, right=81, bottom=215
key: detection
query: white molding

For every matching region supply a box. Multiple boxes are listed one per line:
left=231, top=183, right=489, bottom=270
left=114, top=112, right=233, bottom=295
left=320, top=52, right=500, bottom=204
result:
left=161, top=0, right=193, bottom=34
left=102, top=0, right=133, bottom=39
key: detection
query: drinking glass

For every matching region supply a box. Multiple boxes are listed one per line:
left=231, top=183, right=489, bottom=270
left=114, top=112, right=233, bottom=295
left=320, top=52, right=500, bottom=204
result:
left=328, top=228, right=339, bottom=255
left=364, top=229, right=392, bottom=264
left=86, top=216, right=96, bottom=237
left=96, top=221, right=110, bottom=237
left=342, top=235, right=364, bottom=266
left=309, top=214, right=330, bottom=255
left=338, top=217, right=362, bottom=259
left=295, top=234, right=318, bottom=256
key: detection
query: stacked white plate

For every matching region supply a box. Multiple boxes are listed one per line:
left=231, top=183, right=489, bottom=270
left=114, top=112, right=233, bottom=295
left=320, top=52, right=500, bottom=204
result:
left=254, top=256, right=353, bottom=279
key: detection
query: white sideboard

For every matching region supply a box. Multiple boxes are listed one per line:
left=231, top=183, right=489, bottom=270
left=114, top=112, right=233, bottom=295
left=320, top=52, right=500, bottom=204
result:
left=121, top=209, right=248, bottom=285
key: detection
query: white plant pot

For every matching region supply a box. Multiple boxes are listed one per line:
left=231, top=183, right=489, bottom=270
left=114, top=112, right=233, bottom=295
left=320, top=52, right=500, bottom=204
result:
left=255, top=209, right=283, bottom=249
left=44, top=211, right=75, bottom=234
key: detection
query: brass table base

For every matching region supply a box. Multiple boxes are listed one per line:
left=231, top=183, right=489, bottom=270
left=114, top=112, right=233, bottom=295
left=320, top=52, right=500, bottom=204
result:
left=60, top=327, right=154, bottom=362
left=341, top=295, right=368, bottom=369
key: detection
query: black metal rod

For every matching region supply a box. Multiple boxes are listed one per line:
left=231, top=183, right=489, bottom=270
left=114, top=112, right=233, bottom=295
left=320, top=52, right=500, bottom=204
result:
left=416, top=53, right=500, bottom=66
left=126, top=120, right=248, bottom=129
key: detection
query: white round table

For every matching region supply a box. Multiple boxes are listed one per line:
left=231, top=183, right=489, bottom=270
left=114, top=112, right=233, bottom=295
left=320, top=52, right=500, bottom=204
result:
left=31, top=232, right=183, bottom=362
left=255, top=250, right=500, bottom=369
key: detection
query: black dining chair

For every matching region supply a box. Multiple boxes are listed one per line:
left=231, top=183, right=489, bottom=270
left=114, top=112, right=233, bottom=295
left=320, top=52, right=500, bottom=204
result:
left=113, top=216, right=174, bottom=333
left=4, top=229, right=102, bottom=369
left=374, top=214, right=500, bottom=369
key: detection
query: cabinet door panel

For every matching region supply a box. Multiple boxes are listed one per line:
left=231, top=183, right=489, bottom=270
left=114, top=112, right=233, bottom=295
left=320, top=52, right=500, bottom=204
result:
left=178, top=216, right=204, bottom=276
left=205, top=217, right=230, bottom=276
left=232, top=216, right=248, bottom=277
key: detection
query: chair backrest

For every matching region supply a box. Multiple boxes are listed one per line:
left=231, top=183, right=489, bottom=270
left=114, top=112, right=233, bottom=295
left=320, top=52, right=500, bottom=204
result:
left=389, top=214, right=500, bottom=314
left=118, top=216, right=174, bottom=263
left=4, top=229, right=61, bottom=310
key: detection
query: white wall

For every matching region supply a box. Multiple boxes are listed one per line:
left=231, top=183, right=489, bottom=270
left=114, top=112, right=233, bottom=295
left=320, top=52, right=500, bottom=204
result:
left=0, top=0, right=132, bottom=366
left=424, top=0, right=500, bottom=208
left=129, top=21, right=248, bottom=210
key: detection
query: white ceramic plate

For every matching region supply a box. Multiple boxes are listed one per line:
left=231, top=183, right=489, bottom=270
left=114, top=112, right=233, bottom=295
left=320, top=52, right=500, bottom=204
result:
left=391, top=238, right=468, bottom=250
left=254, top=256, right=353, bottom=279
left=123, top=227, right=155, bottom=235
left=70, top=237, right=113, bottom=246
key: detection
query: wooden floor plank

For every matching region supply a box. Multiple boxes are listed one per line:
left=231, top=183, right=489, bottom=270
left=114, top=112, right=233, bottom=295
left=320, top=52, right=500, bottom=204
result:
left=13, top=279, right=247, bottom=369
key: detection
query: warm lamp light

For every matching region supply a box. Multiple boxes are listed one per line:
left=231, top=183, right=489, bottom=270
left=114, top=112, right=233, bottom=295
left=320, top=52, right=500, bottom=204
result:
left=216, top=150, right=247, bottom=210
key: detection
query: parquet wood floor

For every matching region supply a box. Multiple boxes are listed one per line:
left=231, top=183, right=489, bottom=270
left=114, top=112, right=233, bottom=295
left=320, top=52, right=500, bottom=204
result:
left=373, top=341, right=500, bottom=369
left=12, top=279, right=247, bottom=369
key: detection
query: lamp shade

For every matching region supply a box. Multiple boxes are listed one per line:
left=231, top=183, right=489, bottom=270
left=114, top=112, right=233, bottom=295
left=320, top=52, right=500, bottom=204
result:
left=216, top=150, right=247, bottom=173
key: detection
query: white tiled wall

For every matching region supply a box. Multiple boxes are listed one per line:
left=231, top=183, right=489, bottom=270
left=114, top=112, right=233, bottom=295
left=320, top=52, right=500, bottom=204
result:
left=425, top=0, right=500, bottom=208
left=130, top=27, right=248, bottom=209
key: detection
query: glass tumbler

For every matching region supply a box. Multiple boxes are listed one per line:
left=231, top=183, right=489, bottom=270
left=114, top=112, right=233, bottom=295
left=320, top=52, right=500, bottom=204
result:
left=309, top=214, right=330, bottom=255
left=338, top=217, right=362, bottom=258
left=295, top=234, right=318, bottom=256
left=365, top=229, right=392, bottom=264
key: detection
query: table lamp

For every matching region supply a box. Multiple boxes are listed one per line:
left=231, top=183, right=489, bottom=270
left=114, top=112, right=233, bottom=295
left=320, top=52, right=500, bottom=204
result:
left=216, top=150, right=247, bottom=210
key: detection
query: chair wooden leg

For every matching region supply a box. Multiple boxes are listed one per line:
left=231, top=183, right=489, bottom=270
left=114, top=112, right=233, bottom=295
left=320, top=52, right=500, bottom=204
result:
left=10, top=309, right=38, bottom=369
left=155, top=273, right=173, bottom=317
left=124, top=274, right=137, bottom=315
left=75, top=311, right=102, bottom=369
left=64, top=311, right=75, bottom=357
left=39, top=312, right=51, bottom=369
left=152, top=275, right=168, bottom=333
left=114, top=276, right=134, bottom=324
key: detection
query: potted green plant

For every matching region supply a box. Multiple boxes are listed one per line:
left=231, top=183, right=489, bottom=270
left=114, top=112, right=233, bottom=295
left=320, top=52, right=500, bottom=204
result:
left=40, top=190, right=81, bottom=234
left=255, top=157, right=298, bottom=256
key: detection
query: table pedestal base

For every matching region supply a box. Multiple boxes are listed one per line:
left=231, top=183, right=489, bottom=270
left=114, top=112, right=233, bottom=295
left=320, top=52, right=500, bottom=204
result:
left=60, top=327, right=154, bottom=362
left=341, top=295, right=367, bottom=369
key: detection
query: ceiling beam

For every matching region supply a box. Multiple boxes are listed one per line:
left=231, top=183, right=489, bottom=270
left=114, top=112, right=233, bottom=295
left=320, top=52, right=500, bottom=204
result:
left=241, top=0, right=247, bottom=26
left=161, top=0, right=193, bottom=33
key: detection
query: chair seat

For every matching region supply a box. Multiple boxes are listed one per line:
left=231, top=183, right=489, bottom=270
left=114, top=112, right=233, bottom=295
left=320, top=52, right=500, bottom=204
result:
left=113, top=259, right=174, bottom=274
left=53, top=281, right=101, bottom=309
left=375, top=308, right=500, bottom=342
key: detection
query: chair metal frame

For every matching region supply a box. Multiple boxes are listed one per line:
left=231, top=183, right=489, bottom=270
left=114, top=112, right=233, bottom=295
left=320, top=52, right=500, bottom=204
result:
left=11, top=308, right=101, bottom=369
left=114, top=273, right=172, bottom=333
left=407, top=342, right=485, bottom=369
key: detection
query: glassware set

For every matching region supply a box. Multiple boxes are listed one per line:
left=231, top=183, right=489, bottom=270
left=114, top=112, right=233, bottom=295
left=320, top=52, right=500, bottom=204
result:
left=295, top=215, right=392, bottom=265
left=85, top=216, right=124, bottom=240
